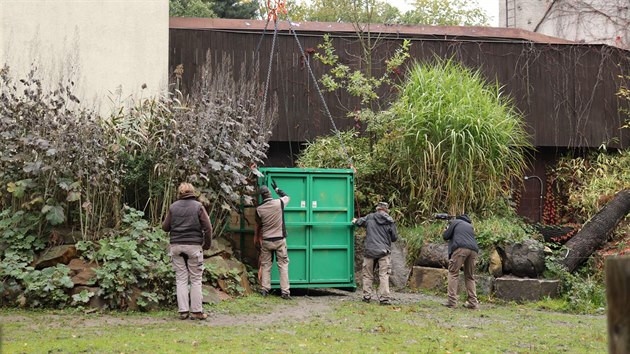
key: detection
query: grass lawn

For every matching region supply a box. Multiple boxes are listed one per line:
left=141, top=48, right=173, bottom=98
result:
left=0, top=292, right=607, bottom=353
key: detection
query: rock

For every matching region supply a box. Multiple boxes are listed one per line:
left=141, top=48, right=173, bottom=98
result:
left=389, top=239, right=411, bottom=290
left=225, top=258, right=247, bottom=275
left=204, top=237, right=234, bottom=258
left=33, top=245, right=77, bottom=269
left=488, top=248, right=503, bottom=277
left=0, top=281, right=23, bottom=305
left=216, top=278, right=229, bottom=293
left=127, top=286, right=159, bottom=311
left=68, top=258, right=98, bottom=285
left=71, top=266, right=97, bottom=286
left=499, top=239, right=546, bottom=278
left=202, top=285, right=232, bottom=304
left=71, top=286, right=107, bottom=309
left=408, top=266, right=448, bottom=291
left=239, top=272, right=253, bottom=295
left=205, top=256, right=230, bottom=276
left=415, top=243, right=449, bottom=269
left=458, top=274, right=494, bottom=296
left=494, top=276, right=560, bottom=302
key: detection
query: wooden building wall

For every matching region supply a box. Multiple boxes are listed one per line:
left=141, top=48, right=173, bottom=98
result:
left=169, top=20, right=630, bottom=222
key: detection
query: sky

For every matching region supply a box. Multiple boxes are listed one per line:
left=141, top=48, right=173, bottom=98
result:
left=388, top=0, right=500, bottom=26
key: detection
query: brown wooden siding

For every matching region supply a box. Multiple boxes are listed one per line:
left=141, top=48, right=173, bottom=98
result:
left=169, top=21, right=630, bottom=149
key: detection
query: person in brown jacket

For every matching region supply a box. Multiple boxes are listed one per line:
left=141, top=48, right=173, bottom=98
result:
left=162, top=182, right=213, bottom=320
left=255, top=180, right=291, bottom=299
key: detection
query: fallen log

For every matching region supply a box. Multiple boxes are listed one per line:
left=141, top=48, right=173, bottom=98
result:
left=559, top=189, right=630, bottom=272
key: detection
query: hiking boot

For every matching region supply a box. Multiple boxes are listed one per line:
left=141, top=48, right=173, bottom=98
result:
left=441, top=302, right=456, bottom=308
left=179, top=312, right=189, bottom=320
left=463, top=302, right=480, bottom=310
left=362, top=297, right=370, bottom=303
left=281, top=293, right=292, bottom=300
left=260, top=289, right=269, bottom=297
left=191, top=312, right=208, bottom=320
left=379, top=300, right=392, bottom=306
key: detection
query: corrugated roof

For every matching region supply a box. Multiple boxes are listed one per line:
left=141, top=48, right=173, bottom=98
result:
left=169, top=17, right=574, bottom=44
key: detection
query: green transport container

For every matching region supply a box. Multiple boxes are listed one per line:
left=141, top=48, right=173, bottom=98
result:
left=258, top=167, right=356, bottom=290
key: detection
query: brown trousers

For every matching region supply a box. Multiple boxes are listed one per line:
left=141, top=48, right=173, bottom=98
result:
left=447, top=247, right=479, bottom=306
left=362, top=255, right=392, bottom=301
left=260, top=238, right=290, bottom=295
left=170, top=244, right=204, bottom=313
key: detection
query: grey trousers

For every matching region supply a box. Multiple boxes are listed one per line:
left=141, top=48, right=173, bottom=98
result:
left=447, top=247, right=479, bottom=306
left=170, top=244, right=204, bottom=313
left=362, top=255, right=391, bottom=301
left=260, top=238, right=290, bottom=295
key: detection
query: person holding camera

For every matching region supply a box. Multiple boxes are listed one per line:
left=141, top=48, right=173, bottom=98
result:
left=255, top=180, right=291, bottom=300
left=162, top=182, right=213, bottom=320
left=442, top=214, right=480, bottom=310
left=352, top=202, right=398, bottom=305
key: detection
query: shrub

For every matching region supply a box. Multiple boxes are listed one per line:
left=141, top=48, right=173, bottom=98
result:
left=76, top=206, right=174, bottom=310
left=388, top=59, right=532, bottom=220
left=298, top=59, right=531, bottom=224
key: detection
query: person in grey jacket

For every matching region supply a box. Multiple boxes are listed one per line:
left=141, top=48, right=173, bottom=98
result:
left=352, top=202, right=398, bottom=305
left=162, top=183, right=213, bottom=320
left=442, top=214, right=479, bottom=309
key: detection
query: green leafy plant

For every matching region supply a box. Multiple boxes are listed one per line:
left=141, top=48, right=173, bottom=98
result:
left=76, top=206, right=174, bottom=310
left=315, top=34, right=411, bottom=105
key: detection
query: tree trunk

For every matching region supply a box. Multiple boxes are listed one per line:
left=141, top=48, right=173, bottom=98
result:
left=559, top=189, right=630, bottom=272
left=606, top=256, right=630, bottom=354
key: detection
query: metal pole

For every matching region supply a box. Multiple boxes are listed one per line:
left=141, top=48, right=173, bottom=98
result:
left=524, top=175, right=544, bottom=222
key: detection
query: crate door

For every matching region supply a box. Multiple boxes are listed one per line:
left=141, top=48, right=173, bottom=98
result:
left=270, top=174, right=308, bottom=284
left=309, top=174, right=353, bottom=283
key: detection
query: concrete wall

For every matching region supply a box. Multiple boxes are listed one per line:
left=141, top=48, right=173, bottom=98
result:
left=1, top=0, right=169, bottom=113
left=498, top=0, right=630, bottom=50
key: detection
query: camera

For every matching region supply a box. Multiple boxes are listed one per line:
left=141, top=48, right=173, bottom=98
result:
left=434, top=213, right=454, bottom=220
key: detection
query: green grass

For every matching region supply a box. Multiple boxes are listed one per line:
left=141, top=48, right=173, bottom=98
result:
left=1, top=295, right=607, bottom=353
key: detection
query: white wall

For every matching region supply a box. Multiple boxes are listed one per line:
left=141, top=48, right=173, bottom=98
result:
left=1, top=0, right=169, bottom=114
left=498, top=0, right=630, bottom=49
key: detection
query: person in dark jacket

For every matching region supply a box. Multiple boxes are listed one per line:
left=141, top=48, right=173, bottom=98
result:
left=352, top=202, right=398, bottom=305
left=162, top=183, right=213, bottom=320
left=442, top=214, right=479, bottom=309
left=255, top=181, right=291, bottom=300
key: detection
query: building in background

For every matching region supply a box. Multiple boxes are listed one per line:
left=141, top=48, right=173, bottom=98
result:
left=499, top=0, right=630, bottom=50
left=1, top=0, right=169, bottom=114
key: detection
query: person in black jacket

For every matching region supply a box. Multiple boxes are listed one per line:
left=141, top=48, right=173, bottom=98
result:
left=352, top=202, right=398, bottom=305
left=442, top=214, right=480, bottom=309
left=162, top=183, right=213, bottom=320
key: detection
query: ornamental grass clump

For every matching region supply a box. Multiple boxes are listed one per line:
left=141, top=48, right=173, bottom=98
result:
left=388, top=59, right=532, bottom=219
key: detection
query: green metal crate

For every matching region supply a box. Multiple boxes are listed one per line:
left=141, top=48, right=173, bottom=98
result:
left=259, top=167, right=356, bottom=290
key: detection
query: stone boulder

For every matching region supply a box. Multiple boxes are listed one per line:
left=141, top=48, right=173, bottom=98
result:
left=202, top=285, right=232, bottom=304
left=389, top=239, right=411, bottom=290
left=204, top=237, right=234, bottom=258
left=415, top=243, right=449, bottom=269
left=33, top=245, right=77, bottom=269
left=488, top=248, right=503, bottom=278
left=499, top=239, right=546, bottom=278
left=71, top=286, right=107, bottom=309
left=68, top=258, right=98, bottom=286
left=408, top=266, right=448, bottom=291
left=494, top=276, right=560, bottom=302
left=459, top=274, right=494, bottom=296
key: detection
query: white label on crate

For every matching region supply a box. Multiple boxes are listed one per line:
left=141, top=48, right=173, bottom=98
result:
left=301, top=201, right=306, bottom=208
left=312, top=201, right=317, bottom=208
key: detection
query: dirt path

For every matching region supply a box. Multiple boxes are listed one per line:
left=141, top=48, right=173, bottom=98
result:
left=2, top=289, right=445, bottom=328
